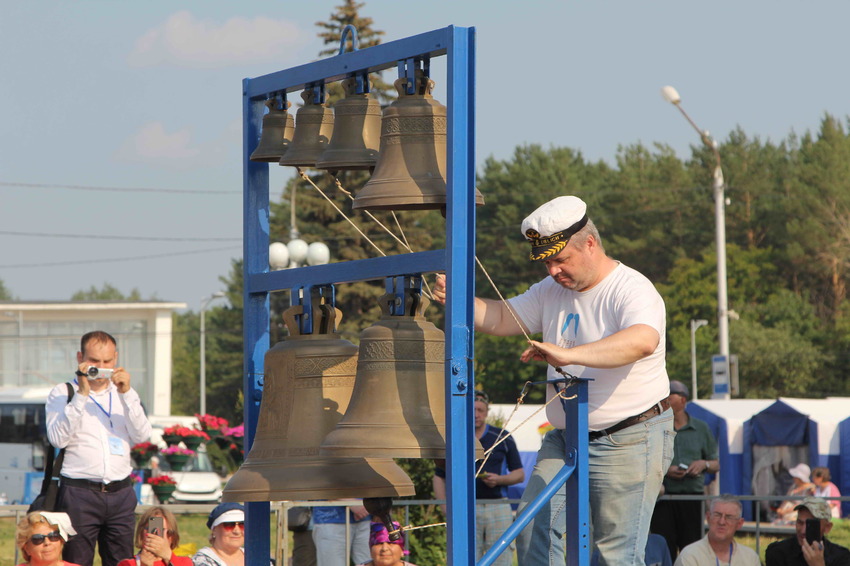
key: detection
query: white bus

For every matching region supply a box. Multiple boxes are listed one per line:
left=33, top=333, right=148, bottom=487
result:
left=0, top=387, right=223, bottom=505
left=0, top=386, right=55, bottom=504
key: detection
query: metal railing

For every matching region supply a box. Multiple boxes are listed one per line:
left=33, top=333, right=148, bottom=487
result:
left=3, top=494, right=846, bottom=564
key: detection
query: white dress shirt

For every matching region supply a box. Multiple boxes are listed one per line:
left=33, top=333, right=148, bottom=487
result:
left=46, top=379, right=152, bottom=483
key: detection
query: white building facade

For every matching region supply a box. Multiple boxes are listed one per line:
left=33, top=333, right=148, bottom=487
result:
left=0, top=301, right=186, bottom=415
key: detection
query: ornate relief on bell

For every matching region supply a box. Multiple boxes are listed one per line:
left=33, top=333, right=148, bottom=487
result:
left=352, top=70, right=485, bottom=211
left=321, top=291, right=483, bottom=459
left=315, top=77, right=382, bottom=173
left=278, top=88, right=335, bottom=169
left=222, top=303, right=414, bottom=502
left=250, top=98, right=295, bottom=163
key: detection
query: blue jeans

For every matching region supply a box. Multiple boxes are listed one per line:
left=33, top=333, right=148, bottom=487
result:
left=477, top=501, right=516, bottom=566
left=312, top=520, right=370, bottom=566
left=516, top=409, right=674, bottom=566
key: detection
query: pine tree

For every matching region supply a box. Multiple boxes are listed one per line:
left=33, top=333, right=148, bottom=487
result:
left=315, top=0, right=393, bottom=104
left=268, top=2, right=443, bottom=344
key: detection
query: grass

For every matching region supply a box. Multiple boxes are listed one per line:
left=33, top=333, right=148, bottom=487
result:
left=0, top=512, right=287, bottom=566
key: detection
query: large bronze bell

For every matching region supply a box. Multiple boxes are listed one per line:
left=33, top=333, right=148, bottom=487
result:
left=278, top=89, right=334, bottom=168
left=352, top=70, right=485, bottom=211
left=249, top=99, right=295, bottom=163
left=321, top=291, right=483, bottom=459
left=222, top=303, right=414, bottom=502
left=315, top=77, right=382, bottom=172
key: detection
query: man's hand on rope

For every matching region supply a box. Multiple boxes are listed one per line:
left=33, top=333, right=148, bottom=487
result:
left=521, top=339, right=572, bottom=367
left=433, top=273, right=447, bottom=305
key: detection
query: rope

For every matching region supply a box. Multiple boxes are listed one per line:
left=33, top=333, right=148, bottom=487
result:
left=473, top=256, right=573, bottom=379
left=474, top=385, right=575, bottom=476
left=298, top=169, right=386, bottom=257
left=302, top=172, right=435, bottom=299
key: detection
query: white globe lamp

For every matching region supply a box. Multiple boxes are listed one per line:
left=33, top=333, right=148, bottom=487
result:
left=269, top=242, right=290, bottom=270
left=287, top=238, right=309, bottom=266
left=306, top=242, right=331, bottom=266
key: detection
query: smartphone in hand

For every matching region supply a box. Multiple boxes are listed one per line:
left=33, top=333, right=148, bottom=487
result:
left=805, top=518, right=822, bottom=545
left=148, top=516, right=165, bottom=537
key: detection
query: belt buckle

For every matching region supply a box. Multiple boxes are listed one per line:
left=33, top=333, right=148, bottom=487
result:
left=100, top=482, right=108, bottom=493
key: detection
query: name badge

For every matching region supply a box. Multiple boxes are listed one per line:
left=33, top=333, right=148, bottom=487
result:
left=108, top=436, right=125, bottom=456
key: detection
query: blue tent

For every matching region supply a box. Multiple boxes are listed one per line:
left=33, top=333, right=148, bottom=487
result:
left=742, top=400, right=817, bottom=520
left=687, top=399, right=772, bottom=501
left=691, top=398, right=850, bottom=520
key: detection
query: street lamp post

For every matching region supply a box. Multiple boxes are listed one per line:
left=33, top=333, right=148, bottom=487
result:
left=690, top=319, right=709, bottom=400
left=269, top=188, right=331, bottom=271
left=200, top=291, right=226, bottom=416
left=662, top=86, right=731, bottom=381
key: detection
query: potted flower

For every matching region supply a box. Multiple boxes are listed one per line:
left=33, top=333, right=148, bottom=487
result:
left=161, top=445, right=195, bottom=471
left=162, top=424, right=188, bottom=447
left=162, top=425, right=210, bottom=451
left=181, top=428, right=210, bottom=451
left=195, top=413, right=229, bottom=442
left=147, top=474, right=178, bottom=504
left=131, top=442, right=159, bottom=468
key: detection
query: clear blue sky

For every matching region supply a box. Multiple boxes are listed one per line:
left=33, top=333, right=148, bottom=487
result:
left=2, top=1, right=849, bottom=310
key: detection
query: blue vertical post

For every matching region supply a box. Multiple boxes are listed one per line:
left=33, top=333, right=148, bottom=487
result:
left=564, top=382, right=591, bottom=566
left=242, top=81, right=271, bottom=564
left=445, top=26, right=477, bottom=566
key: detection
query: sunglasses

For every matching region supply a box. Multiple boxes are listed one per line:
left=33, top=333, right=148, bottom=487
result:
left=220, top=522, right=244, bottom=531
left=474, top=391, right=490, bottom=404
left=30, top=532, right=62, bottom=545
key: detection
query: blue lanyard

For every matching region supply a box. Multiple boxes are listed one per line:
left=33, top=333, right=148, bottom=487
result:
left=76, top=380, right=113, bottom=429
left=716, top=543, right=733, bottom=566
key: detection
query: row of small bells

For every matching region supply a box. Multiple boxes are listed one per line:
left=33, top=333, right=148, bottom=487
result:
left=226, top=68, right=487, bottom=515
left=249, top=69, right=484, bottom=211
left=222, top=290, right=483, bottom=503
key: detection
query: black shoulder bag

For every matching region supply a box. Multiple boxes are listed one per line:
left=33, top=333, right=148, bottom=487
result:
left=28, top=382, right=74, bottom=512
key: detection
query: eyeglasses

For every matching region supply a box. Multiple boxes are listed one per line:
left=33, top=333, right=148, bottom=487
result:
left=474, top=391, right=490, bottom=404
left=710, top=512, right=741, bottom=523
left=29, top=532, right=62, bottom=545
left=220, top=522, right=244, bottom=531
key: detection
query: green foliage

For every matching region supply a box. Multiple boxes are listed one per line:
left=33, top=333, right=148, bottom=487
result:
left=183, top=8, right=850, bottom=442
left=0, top=279, right=13, bottom=300
left=315, top=0, right=393, bottom=105
left=395, top=458, right=446, bottom=565
left=70, top=282, right=150, bottom=301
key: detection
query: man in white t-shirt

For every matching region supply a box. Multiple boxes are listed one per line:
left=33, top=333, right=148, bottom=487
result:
left=434, top=195, right=673, bottom=566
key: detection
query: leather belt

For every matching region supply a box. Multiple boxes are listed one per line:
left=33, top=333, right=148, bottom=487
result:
left=589, top=398, right=670, bottom=441
left=60, top=475, right=133, bottom=493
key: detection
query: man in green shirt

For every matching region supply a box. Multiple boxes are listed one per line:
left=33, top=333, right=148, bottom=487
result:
left=651, top=380, right=720, bottom=560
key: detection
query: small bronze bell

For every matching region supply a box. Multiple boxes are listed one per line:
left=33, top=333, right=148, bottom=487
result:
left=352, top=70, right=485, bottom=211
left=279, top=88, right=334, bottom=169
left=250, top=98, right=295, bottom=163
left=315, top=77, right=382, bottom=172
left=222, top=303, right=414, bottom=502
left=321, top=291, right=483, bottom=459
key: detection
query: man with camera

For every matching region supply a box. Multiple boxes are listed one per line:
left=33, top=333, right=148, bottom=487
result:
left=766, top=497, right=850, bottom=566
left=46, top=331, right=152, bottom=566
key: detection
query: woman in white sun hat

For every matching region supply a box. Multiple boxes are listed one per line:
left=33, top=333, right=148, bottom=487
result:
left=775, top=463, right=815, bottom=524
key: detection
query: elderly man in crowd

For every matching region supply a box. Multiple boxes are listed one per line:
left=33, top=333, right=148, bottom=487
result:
left=674, top=495, right=759, bottom=566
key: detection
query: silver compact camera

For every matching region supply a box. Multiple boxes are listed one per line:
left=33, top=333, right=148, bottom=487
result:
left=86, top=366, right=114, bottom=379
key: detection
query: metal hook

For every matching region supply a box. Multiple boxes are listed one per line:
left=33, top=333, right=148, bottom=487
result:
left=338, top=25, right=359, bottom=55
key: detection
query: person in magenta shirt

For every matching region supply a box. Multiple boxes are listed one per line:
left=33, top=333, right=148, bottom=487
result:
left=116, top=507, right=191, bottom=566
